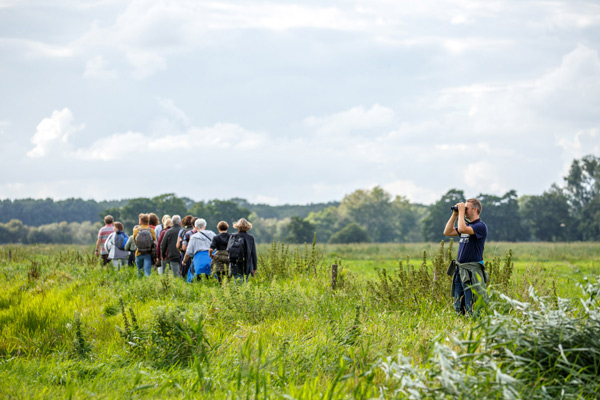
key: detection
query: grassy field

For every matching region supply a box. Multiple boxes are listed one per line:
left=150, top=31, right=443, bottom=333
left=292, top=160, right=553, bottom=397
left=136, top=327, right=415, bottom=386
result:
left=0, top=241, right=599, bottom=399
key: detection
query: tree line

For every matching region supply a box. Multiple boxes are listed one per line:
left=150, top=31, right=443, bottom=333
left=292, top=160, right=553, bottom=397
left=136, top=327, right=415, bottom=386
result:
left=0, top=154, right=597, bottom=245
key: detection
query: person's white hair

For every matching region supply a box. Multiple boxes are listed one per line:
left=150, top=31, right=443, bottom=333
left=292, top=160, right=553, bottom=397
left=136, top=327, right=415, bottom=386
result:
left=171, top=215, right=181, bottom=225
left=195, top=218, right=207, bottom=229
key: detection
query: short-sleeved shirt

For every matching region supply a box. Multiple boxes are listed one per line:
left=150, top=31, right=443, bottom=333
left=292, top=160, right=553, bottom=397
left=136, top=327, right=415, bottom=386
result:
left=210, top=232, right=231, bottom=251
left=182, top=229, right=197, bottom=247
left=456, top=219, right=487, bottom=263
left=178, top=226, right=193, bottom=244
left=186, top=230, right=216, bottom=256
left=97, top=224, right=114, bottom=255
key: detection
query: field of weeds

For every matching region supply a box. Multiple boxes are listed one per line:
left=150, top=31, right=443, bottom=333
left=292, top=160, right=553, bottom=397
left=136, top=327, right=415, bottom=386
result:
left=0, top=241, right=599, bottom=399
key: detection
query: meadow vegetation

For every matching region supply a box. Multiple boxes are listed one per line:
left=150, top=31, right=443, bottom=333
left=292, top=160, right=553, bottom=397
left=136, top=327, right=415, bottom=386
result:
left=0, top=241, right=599, bottom=398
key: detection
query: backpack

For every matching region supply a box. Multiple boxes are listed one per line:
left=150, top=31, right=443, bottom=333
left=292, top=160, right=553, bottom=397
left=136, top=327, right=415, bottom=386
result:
left=178, top=226, right=194, bottom=250
left=114, top=231, right=128, bottom=251
left=136, top=228, right=153, bottom=254
left=226, top=233, right=246, bottom=267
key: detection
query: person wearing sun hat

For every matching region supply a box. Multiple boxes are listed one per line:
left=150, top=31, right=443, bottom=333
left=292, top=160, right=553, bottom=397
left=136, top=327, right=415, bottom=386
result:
left=227, top=218, right=257, bottom=283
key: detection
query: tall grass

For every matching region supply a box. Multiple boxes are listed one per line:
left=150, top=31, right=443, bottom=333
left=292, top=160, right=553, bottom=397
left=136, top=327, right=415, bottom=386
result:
left=0, top=241, right=599, bottom=398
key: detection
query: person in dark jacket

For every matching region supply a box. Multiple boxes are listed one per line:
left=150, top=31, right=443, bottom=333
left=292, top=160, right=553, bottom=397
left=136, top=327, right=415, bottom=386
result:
left=161, top=215, right=183, bottom=277
left=210, top=221, right=231, bottom=283
left=156, top=217, right=172, bottom=274
left=229, top=218, right=257, bottom=284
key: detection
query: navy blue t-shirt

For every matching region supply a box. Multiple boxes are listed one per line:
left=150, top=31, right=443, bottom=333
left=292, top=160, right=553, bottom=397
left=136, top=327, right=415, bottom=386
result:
left=455, top=219, right=487, bottom=263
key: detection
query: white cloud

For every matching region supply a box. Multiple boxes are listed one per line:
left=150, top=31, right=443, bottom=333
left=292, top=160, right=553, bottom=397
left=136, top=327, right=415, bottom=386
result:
left=157, top=97, right=190, bottom=126
left=557, top=128, right=600, bottom=158
left=0, top=120, right=8, bottom=135
left=383, top=180, right=440, bottom=204
left=304, top=104, right=395, bottom=136
left=27, top=109, right=84, bottom=158
left=531, top=44, right=600, bottom=119
left=126, top=50, right=166, bottom=79
left=464, top=161, right=507, bottom=194
left=83, top=55, right=118, bottom=79
left=557, top=128, right=600, bottom=179
left=73, top=131, right=144, bottom=161
left=0, top=38, right=73, bottom=58
left=73, top=122, right=266, bottom=161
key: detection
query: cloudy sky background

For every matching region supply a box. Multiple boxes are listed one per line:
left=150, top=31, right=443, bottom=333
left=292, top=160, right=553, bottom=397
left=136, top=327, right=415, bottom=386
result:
left=1, top=0, right=599, bottom=205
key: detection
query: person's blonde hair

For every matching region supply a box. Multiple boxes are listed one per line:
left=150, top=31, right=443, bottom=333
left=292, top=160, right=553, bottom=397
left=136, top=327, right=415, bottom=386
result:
left=233, top=218, right=252, bottom=232
left=162, top=214, right=171, bottom=224
left=164, top=218, right=173, bottom=228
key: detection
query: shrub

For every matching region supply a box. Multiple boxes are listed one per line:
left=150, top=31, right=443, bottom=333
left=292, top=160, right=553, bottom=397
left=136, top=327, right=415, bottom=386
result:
left=328, top=223, right=370, bottom=244
left=378, top=280, right=600, bottom=399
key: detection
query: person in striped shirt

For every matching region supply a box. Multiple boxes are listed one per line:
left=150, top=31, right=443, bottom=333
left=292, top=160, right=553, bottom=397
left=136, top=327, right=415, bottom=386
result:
left=95, top=215, right=114, bottom=266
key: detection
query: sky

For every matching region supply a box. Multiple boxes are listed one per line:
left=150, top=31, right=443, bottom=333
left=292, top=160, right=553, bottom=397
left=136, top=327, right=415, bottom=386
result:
left=1, top=0, right=599, bottom=205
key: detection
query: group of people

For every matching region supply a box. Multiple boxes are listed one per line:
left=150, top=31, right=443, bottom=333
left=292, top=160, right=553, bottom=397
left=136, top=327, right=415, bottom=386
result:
left=93, top=198, right=488, bottom=315
left=94, top=213, right=257, bottom=283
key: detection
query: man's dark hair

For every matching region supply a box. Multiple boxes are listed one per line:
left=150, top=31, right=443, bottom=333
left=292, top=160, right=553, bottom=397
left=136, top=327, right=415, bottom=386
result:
left=104, top=215, right=114, bottom=224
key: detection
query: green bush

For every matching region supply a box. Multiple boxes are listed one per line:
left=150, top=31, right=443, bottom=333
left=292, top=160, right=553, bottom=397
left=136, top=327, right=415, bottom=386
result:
left=328, top=223, right=370, bottom=244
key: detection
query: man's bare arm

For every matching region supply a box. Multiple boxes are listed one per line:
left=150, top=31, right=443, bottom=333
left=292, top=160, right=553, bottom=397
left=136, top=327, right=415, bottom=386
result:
left=456, top=203, right=475, bottom=235
left=443, top=213, right=459, bottom=236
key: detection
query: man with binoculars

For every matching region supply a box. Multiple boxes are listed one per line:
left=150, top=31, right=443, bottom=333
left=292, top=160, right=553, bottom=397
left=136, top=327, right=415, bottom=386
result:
left=443, top=198, right=488, bottom=316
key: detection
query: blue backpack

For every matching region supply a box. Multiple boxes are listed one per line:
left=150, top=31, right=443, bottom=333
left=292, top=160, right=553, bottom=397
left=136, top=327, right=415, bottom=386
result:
left=114, top=231, right=128, bottom=250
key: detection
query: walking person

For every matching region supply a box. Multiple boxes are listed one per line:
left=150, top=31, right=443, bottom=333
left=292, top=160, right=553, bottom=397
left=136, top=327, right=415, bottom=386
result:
left=156, top=217, right=173, bottom=274
left=133, top=213, right=157, bottom=277
left=177, top=215, right=194, bottom=279
left=95, top=215, right=114, bottom=266
left=443, top=198, right=488, bottom=316
left=154, top=214, right=170, bottom=242
left=227, top=218, right=257, bottom=284
left=183, top=219, right=216, bottom=282
left=161, top=215, right=184, bottom=277
left=210, top=221, right=231, bottom=283
left=104, top=222, right=129, bottom=270
left=124, top=225, right=138, bottom=266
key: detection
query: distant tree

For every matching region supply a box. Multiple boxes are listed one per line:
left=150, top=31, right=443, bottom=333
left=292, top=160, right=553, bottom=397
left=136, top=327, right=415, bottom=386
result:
left=152, top=193, right=188, bottom=220
left=519, top=185, right=572, bottom=241
left=391, top=195, right=421, bottom=242
left=285, top=216, right=316, bottom=244
left=187, top=201, right=206, bottom=220
left=339, top=186, right=403, bottom=242
left=1, top=219, right=28, bottom=243
left=248, top=214, right=289, bottom=243
left=563, top=154, right=600, bottom=213
left=477, top=190, right=527, bottom=242
left=328, top=223, right=370, bottom=244
left=421, top=189, right=465, bottom=242
left=105, top=197, right=158, bottom=231
left=306, top=206, right=348, bottom=243
left=189, top=200, right=251, bottom=230
left=579, top=195, right=600, bottom=241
